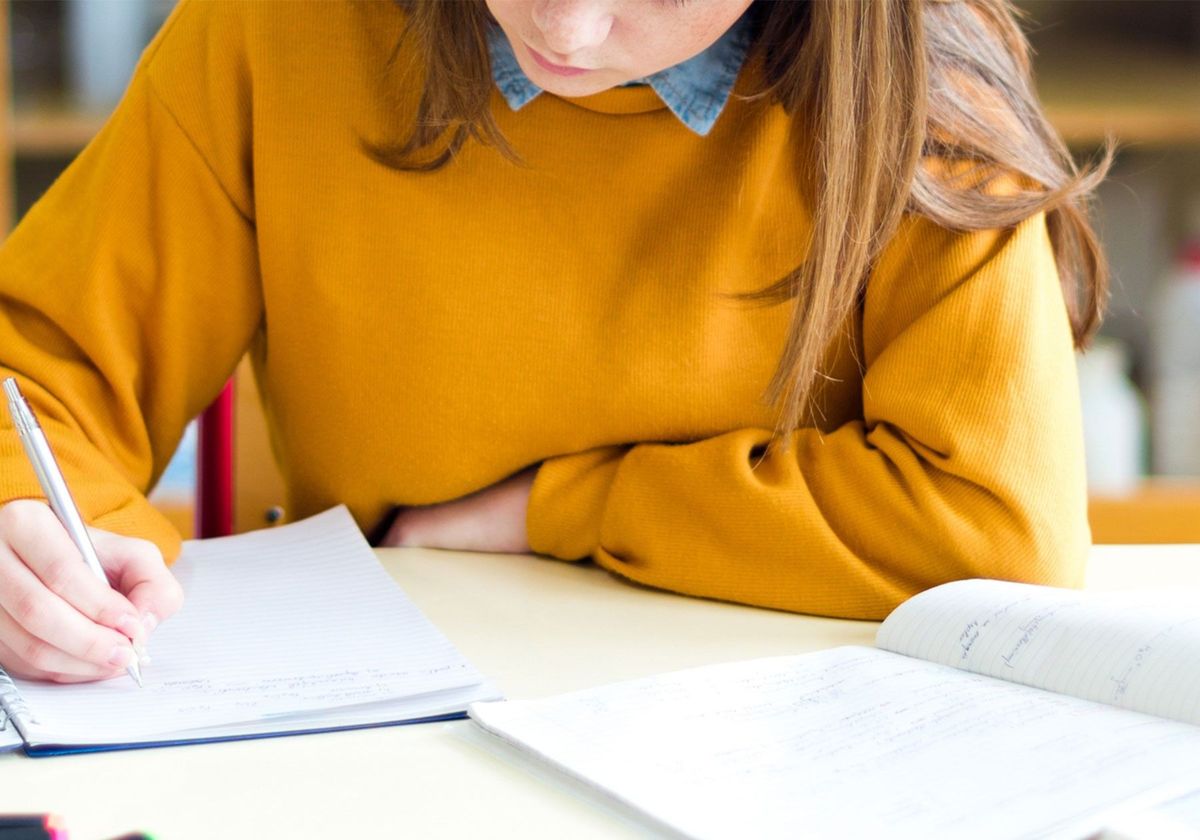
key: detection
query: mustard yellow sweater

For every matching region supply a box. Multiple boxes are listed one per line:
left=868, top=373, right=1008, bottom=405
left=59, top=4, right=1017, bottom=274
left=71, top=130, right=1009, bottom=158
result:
left=0, top=1, right=1089, bottom=619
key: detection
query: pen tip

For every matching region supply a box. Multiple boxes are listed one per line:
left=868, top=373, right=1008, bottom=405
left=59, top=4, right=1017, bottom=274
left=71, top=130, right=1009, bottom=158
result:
left=128, top=660, right=144, bottom=688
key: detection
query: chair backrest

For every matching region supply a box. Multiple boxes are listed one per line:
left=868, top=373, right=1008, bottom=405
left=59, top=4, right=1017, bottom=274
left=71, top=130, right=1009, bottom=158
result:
left=196, top=381, right=234, bottom=538
left=196, top=361, right=287, bottom=538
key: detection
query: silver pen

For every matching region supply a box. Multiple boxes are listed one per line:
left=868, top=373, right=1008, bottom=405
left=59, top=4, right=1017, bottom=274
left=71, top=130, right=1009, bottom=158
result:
left=2, top=377, right=143, bottom=687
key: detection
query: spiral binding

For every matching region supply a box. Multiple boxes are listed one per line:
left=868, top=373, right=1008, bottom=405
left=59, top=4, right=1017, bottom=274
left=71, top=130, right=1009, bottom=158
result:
left=0, top=668, right=35, bottom=729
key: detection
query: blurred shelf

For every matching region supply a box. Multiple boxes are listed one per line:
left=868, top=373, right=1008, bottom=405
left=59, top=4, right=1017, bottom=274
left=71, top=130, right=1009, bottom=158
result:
left=10, top=105, right=106, bottom=156
left=1089, top=479, right=1200, bottom=544
left=1047, top=105, right=1200, bottom=148
left=5, top=40, right=1200, bottom=156
left=1036, top=40, right=1200, bottom=147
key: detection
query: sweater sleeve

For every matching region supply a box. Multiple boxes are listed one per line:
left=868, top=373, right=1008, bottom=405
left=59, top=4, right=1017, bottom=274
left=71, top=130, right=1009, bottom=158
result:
left=526, top=211, right=1090, bottom=619
left=0, top=1, right=261, bottom=561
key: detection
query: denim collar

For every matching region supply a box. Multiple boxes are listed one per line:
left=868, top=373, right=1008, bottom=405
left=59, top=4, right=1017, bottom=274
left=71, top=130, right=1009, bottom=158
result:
left=487, top=14, right=752, bottom=137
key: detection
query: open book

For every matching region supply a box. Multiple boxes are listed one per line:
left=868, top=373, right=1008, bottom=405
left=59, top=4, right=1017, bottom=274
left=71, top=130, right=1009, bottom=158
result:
left=0, top=506, right=499, bottom=756
left=470, top=578, right=1200, bottom=840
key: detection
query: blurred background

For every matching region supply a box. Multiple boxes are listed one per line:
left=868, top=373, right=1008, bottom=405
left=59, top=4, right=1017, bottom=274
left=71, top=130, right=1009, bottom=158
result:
left=0, top=0, right=1197, bottom=543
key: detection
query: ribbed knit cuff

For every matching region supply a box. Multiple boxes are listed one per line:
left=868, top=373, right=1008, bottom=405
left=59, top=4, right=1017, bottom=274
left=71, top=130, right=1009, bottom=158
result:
left=3, top=428, right=183, bottom=571
left=527, top=445, right=630, bottom=560
left=92, top=498, right=184, bottom=564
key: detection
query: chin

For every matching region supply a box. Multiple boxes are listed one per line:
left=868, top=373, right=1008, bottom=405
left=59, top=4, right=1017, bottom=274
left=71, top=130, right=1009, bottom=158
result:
left=535, top=76, right=621, bottom=98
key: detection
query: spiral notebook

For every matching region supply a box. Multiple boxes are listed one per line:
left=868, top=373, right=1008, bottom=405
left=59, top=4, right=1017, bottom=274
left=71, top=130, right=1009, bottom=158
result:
left=0, top=506, right=500, bottom=756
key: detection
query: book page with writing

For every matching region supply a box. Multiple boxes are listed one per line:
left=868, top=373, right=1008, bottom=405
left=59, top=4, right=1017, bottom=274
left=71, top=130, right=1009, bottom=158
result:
left=470, top=647, right=1200, bottom=840
left=1098, top=788, right=1200, bottom=840
left=10, top=506, right=492, bottom=746
left=1152, top=789, right=1200, bottom=830
left=876, top=579, right=1200, bottom=726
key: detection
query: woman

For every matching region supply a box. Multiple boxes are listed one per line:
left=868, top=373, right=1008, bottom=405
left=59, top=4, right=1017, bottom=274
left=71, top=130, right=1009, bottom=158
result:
left=0, top=0, right=1108, bottom=682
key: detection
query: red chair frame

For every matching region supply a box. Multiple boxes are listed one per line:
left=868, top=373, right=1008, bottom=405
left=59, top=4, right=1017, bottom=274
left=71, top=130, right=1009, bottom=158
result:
left=195, top=380, right=235, bottom=538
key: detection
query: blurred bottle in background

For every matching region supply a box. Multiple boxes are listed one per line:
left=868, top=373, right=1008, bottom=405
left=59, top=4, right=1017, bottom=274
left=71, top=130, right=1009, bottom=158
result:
left=64, top=0, right=156, bottom=111
left=1079, top=338, right=1147, bottom=494
left=1150, top=201, right=1200, bottom=477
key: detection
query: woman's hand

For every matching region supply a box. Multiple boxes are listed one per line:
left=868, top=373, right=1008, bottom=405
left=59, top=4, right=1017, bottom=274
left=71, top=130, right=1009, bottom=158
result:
left=381, top=468, right=536, bottom=553
left=0, top=499, right=183, bottom=683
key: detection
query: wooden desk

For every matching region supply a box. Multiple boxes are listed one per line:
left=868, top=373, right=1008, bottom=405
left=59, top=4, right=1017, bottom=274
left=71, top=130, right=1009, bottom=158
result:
left=0, top=544, right=1197, bottom=840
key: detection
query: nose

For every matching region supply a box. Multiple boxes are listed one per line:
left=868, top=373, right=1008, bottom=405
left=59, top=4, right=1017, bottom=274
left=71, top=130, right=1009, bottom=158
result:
left=530, top=0, right=613, bottom=58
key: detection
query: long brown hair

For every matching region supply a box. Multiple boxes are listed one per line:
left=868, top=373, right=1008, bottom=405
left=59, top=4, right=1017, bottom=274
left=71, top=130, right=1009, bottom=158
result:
left=375, top=0, right=1111, bottom=434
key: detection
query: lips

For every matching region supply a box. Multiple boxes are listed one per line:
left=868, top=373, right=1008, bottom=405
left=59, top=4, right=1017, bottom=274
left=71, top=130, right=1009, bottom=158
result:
left=526, top=44, right=592, bottom=77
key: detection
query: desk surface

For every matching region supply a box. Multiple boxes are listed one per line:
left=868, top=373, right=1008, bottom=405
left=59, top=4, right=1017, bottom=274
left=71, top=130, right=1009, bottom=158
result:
left=1, top=544, right=1197, bottom=840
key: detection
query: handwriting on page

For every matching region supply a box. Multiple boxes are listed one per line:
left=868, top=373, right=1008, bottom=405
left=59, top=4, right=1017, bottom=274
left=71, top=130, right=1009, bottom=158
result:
left=15, top=664, right=474, bottom=740
left=161, top=666, right=465, bottom=717
left=471, top=647, right=1200, bottom=840
left=877, top=579, right=1200, bottom=727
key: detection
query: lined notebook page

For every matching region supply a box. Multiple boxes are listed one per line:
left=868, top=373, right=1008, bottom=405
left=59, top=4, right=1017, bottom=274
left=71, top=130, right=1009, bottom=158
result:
left=876, top=579, right=1200, bottom=726
left=470, top=647, right=1200, bottom=840
left=13, top=507, right=486, bottom=744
